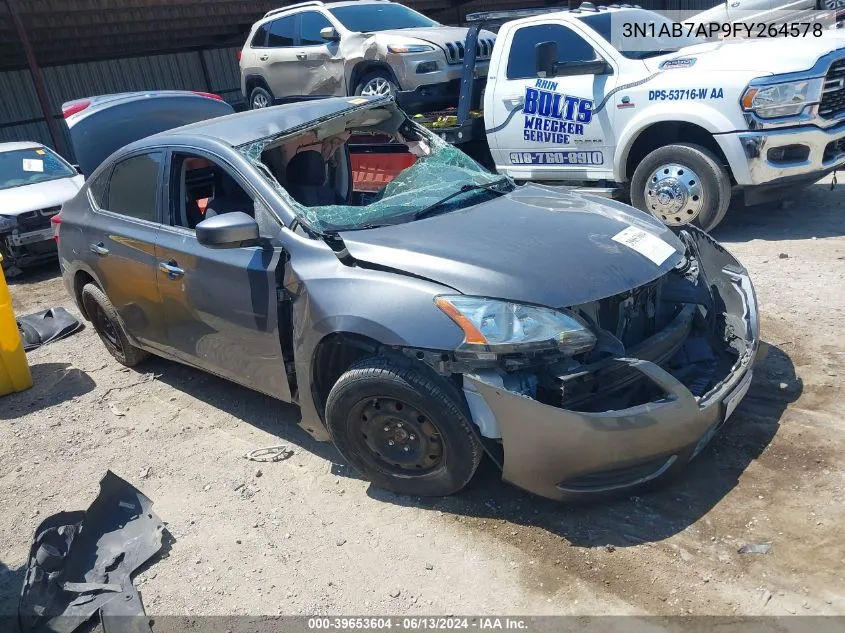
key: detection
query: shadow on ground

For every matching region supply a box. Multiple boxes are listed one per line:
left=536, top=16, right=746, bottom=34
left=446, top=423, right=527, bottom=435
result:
left=0, top=363, right=96, bottom=420
left=367, top=343, right=800, bottom=548
left=5, top=262, right=61, bottom=287
left=144, top=357, right=345, bottom=466
left=712, top=182, right=845, bottom=242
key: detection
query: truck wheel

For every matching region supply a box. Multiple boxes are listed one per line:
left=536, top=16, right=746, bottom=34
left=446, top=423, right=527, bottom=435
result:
left=354, top=71, right=398, bottom=97
left=631, top=143, right=731, bottom=232
left=81, top=283, right=149, bottom=367
left=249, top=86, right=274, bottom=110
left=324, top=356, right=482, bottom=497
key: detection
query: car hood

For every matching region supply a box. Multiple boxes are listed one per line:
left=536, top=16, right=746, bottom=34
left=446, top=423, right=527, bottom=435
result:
left=339, top=185, right=686, bottom=308
left=0, top=175, right=84, bottom=217
left=645, top=31, right=844, bottom=74
left=373, top=26, right=495, bottom=49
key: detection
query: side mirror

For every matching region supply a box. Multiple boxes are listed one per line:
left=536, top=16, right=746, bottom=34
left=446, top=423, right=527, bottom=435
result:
left=196, top=211, right=259, bottom=248
left=555, top=59, right=612, bottom=77
left=535, top=41, right=558, bottom=78
left=320, top=26, right=340, bottom=42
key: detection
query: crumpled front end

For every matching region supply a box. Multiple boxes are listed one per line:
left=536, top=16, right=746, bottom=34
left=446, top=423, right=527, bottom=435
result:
left=462, top=227, right=760, bottom=501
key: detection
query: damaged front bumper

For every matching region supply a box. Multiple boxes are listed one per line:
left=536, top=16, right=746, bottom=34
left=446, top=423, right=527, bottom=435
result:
left=462, top=228, right=760, bottom=501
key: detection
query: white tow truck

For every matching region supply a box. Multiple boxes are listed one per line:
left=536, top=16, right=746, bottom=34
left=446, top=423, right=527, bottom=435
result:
left=416, top=3, right=845, bottom=230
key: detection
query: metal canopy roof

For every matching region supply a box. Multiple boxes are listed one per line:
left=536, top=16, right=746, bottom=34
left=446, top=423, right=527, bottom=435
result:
left=0, top=0, right=475, bottom=70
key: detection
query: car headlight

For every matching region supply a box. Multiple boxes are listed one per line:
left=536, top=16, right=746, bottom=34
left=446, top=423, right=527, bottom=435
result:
left=741, top=79, right=822, bottom=118
left=387, top=43, right=435, bottom=54
left=0, top=215, right=16, bottom=232
left=435, top=295, right=596, bottom=355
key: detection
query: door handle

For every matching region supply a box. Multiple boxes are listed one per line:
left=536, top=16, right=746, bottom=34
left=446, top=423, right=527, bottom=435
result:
left=259, top=54, right=269, bottom=61
left=158, top=260, right=185, bottom=279
left=502, top=95, right=524, bottom=109
left=90, top=242, right=109, bottom=257
left=730, top=2, right=740, bottom=6
left=296, top=53, right=307, bottom=60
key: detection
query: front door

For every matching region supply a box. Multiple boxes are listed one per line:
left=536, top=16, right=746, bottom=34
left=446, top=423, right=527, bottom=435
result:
left=297, top=11, right=346, bottom=96
left=154, top=150, right=292, bottom=401
left=263, top=14, right=306, bottom=99
left=83, top=151, right=169, bottom=350
left=487, top=22, right=617, bottom=181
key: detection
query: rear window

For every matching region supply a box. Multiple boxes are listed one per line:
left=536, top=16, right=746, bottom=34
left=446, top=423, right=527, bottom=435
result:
left=268, top=16, right=296, bottom=47
left=251, top=24, right=269, bottom=47
left=103, top=152, right=162, bottom=222
left=0, top=147, right=76, bottom=191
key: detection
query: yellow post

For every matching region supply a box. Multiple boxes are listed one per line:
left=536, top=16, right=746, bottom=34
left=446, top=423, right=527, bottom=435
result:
left=0, top=253, right=32, bottom=396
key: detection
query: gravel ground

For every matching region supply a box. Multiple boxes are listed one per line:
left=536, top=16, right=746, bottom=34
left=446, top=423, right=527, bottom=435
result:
left=1, top=177, right=843, bottom=622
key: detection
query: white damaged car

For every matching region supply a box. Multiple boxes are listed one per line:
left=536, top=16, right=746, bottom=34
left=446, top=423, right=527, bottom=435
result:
left=0, top=142, right=83, bottom=275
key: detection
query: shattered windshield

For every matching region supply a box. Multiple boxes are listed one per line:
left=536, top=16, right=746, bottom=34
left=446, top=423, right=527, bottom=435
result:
left=243, top=127, right=512, bottom=233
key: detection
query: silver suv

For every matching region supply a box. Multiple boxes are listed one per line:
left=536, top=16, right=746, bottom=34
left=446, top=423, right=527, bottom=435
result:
left=239, top=0, right=494, bottom=111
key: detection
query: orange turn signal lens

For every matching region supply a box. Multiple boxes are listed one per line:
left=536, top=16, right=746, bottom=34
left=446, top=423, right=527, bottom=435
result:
left=741, top=88, right=758, bottom=110
left=434, top=297, right=487, bottom=345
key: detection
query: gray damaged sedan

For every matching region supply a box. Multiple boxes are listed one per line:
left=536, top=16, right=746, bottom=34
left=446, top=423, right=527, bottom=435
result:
left=57, top=92, right=760, bottom=501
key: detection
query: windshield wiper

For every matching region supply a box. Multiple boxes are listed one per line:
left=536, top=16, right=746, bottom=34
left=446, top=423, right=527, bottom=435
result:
left=413, top=178, right=512, bottom=221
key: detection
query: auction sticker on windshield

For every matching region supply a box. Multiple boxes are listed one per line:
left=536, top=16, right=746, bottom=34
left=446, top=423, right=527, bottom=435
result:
left=612, top=226, right=676, bottom=265
left=22, top=158, right=44, bottom=172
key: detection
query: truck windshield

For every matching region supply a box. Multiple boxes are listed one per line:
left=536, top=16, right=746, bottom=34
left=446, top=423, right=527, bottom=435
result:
left=328, top=4, right=438, bottom=32
left=579, top=10, right=705, bottom=59
left=0, top=147, right=76, bottom=191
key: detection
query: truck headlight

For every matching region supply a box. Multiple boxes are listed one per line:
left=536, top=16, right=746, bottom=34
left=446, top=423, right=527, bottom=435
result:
left=741, top=79, right=823, bottom=118
left=387, top=43, right=435, bottom=54
left=435, top=295, right=596, bottom=355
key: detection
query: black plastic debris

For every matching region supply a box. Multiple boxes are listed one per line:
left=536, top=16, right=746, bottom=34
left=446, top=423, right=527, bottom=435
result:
left=17, top=308, right=83, bottom=352
left=19, top=471, right=165, bottom=633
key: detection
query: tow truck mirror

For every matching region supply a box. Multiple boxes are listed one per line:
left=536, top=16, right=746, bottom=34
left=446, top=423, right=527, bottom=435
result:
left=320, top=26, right=340, bottom=42
left=535, top=41, right=558, bottom=78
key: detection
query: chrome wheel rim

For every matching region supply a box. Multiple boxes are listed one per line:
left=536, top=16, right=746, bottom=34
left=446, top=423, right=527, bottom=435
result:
left=644, top=163, right=704, bottom=226
left=252, top=92, right=270, bottom=109
left=360, top=77, right=393, bottom=96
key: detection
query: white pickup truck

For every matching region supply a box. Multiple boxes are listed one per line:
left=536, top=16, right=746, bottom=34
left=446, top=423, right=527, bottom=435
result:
left=420, top=4, right=845, bottom=230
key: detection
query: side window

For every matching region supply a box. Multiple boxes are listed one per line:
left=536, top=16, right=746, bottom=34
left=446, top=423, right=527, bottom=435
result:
left=170, top=153, right=254, bottom=231
left=251, top=24, right=269, bottom=47
left=506, top=24, right=597, bottom=80
left=300, top=11, right=333, bottom=46
left=88, top=166, right=111, bottom=208
left=267, top=16, right=297, bottom=47
left=103, top=153, right=162, bottom=222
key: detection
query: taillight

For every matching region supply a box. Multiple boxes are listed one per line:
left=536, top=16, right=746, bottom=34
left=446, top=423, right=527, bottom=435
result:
left=237, top=50, right=242, bottom=62
left=62, top=100, right=91, bottom=118
left=51, top=213, right=62, bottom=243
left=192, top=91, right=224, bottom=101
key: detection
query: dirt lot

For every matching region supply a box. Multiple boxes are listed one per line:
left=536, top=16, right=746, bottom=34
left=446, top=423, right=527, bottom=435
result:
left=1, top=178, right=844, bottom=623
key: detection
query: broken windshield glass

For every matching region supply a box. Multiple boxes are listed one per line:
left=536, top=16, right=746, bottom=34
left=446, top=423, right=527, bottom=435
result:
left=242, top=126, right=512, bottom=233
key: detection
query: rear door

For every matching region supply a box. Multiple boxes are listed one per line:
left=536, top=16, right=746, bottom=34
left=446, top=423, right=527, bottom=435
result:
left=154, top=148, right=291, bottom=401
left=486, top=21, right=617, bottom=180
left=262, top=15, right=305, bottom=99
left=82, top=151, right=169, bottom=350
left=297, top=10, right=346, bottom=96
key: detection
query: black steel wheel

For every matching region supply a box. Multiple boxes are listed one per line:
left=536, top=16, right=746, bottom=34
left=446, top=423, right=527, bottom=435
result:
left=81, top=283, right=149, bottom=367
left=325, top=356, right=482, bottom=497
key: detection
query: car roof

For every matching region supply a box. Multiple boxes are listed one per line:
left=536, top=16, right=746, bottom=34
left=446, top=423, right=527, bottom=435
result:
left=145, top=95, right=389, bottom=149
left=259, top=0, right=398, bottom=22
left=0, top=141, right=45, bottom=153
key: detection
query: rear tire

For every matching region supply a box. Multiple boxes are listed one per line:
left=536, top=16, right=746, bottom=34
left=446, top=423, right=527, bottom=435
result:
left=631, top=142, right=731, bottom=232
left=325, top=356, right=482, bottom=497
left=249, top=86, right=274, bottom=110
left=81, top=283, right=149, bottom=367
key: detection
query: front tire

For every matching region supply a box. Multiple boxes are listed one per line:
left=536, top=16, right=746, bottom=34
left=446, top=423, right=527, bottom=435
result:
left=325, top=356, right=482, bottom=497
left=81, top=283, right=149, bottom=367
left=630, top=143, right=731, bottom=232
left=354, top=71, right=398, bottom=98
